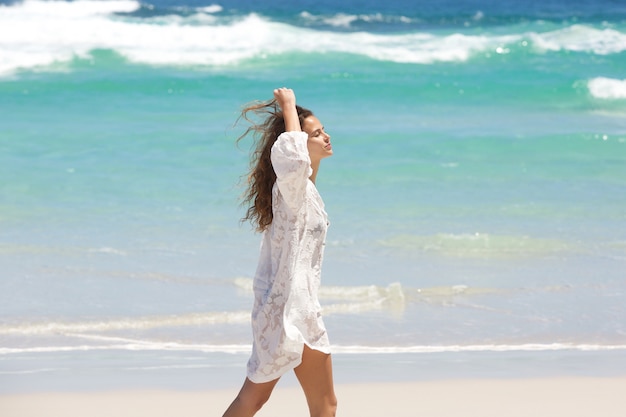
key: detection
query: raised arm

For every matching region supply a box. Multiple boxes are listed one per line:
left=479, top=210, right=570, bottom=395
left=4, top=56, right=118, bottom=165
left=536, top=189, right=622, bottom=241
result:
left=273, top=88, right=301, bottom=132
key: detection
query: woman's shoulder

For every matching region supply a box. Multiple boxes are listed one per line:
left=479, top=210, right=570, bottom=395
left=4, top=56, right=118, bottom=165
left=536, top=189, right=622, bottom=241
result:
left=272, top=131, right=308, bottom=152
left=271, top=131, right=311, bottom=166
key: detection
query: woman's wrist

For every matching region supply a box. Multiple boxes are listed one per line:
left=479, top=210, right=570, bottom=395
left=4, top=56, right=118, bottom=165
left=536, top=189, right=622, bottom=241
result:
left=273, top=88, right=300, bottom=132
left=282, top=105, right=300, bottom=132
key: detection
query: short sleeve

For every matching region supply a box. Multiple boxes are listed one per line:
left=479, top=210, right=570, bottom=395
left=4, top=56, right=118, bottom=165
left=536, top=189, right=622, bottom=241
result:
left=271, top=131, right=312, bottom=213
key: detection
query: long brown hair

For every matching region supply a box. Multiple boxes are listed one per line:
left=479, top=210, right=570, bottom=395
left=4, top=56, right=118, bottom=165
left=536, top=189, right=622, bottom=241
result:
left=236, top=98, right=313, bottom=232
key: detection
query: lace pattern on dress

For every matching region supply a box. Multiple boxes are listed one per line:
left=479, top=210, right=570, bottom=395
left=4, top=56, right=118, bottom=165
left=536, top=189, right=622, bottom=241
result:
left=246, top=131, right=330, bottom=383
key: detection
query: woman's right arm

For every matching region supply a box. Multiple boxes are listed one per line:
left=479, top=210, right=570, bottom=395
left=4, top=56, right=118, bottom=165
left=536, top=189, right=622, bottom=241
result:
left=273, top=88, right=301, bottom=132
left=271, top=88, right=310, bottom=212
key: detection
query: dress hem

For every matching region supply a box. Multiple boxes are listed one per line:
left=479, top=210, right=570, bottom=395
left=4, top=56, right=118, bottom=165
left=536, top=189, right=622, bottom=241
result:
left=246, top=342, right=331, bottom=384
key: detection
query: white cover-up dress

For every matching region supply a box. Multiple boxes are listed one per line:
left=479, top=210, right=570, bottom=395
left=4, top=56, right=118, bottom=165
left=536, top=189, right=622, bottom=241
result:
left=246, top=131, right=331, bottom=384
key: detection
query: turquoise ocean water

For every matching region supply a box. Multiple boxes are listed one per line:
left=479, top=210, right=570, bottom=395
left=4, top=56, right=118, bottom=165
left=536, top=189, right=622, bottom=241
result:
left=1, top=0, right=626, bottom=392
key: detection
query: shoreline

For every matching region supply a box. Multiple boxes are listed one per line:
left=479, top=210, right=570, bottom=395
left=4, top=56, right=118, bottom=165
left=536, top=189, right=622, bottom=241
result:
left=4, top=348, right=626, bottom=395
left=2, top=377, right=625, bottom=417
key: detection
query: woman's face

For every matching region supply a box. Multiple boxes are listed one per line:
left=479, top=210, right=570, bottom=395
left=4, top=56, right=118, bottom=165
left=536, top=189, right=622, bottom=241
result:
left=303, top=115, right=332, bottom=161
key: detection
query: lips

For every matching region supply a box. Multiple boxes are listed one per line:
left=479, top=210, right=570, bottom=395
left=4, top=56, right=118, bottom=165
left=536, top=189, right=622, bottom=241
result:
left=325, top=143, right=332, bottom=150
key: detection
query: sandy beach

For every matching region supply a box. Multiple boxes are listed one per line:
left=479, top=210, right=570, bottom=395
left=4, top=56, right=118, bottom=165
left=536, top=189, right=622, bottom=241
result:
left=2, top=377, right=625, bottom=417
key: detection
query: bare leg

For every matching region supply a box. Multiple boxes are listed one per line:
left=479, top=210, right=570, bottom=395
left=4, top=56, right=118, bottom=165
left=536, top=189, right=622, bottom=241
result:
left=294, top=345, right=338, bottom=417
left=222, top=377, right=279, bottom=417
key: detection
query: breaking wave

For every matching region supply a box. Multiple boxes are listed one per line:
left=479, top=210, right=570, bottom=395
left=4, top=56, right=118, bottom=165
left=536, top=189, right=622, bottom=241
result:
left=1, top=1, right=625, bottom=76
left=588, top=77, right=626, bottom=99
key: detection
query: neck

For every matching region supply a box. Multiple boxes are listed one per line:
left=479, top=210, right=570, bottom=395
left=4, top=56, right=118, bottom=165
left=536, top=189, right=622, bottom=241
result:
left=309, top=159, right=320, bottom=184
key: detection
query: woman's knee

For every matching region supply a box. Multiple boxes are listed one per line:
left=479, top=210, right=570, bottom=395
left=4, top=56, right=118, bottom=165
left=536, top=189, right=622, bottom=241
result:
left=327, top=394, right=338, bottom=416
left=238, top=390, right=272, bottom=412
left=310, top=394, right=337, bottom=417
left=234, top=379, right=276, bottom=414
left=235, top=390, right=271, bottom=413
left=328, top=397, right=337, bottom=417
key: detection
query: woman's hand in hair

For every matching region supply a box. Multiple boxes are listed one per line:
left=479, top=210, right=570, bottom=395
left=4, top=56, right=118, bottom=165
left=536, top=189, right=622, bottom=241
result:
left=273, top=88, right=296, bottom=109
left=273, top=88, right=301, bottom=132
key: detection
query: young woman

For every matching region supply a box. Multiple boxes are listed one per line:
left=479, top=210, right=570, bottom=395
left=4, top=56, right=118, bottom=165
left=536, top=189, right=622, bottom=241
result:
left=222, top=88, right=336, bottom=417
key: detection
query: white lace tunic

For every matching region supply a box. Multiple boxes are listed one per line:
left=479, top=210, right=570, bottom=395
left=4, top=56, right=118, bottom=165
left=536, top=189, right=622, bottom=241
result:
left=246, top=131, right=331, bottom=384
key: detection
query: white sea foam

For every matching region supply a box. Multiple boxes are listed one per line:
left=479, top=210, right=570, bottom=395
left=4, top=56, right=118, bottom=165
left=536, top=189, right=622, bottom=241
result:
left=2, top=341, right=625, bottom=356
left=0, top=343, right=253, bottom=355
left=3, top=0, right=140, bottom=17
left=588, top=77, right=626, bottom=99
left=1, top=280, right=493, bottom=338
left=0, top=298, right=402, bottom=336
left=330, top=343, right=626, bottom=354
left=234, top=279, right=506, bottom=314
left=300, top=11, right=358, bottom=28
left=1, top=1, right=625, bottom=76
left=235, top=278, right=407, bottom=312
left=0, top=367, right=68, bottom=375
left=380, top=233, right=574, bottom=258
left=299, top=11, right=409, bottom=28
left=197, top=4, right=223, bottom=14
left=530, top=24, right=626, bottom=55
left=0, top=311, right=250, bottom=335
left=88, top=246, right=127, bottom=255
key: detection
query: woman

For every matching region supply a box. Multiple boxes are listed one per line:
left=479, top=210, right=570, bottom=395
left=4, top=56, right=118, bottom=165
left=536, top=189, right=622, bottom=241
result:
left=222, top=88, right=336, bottom=417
